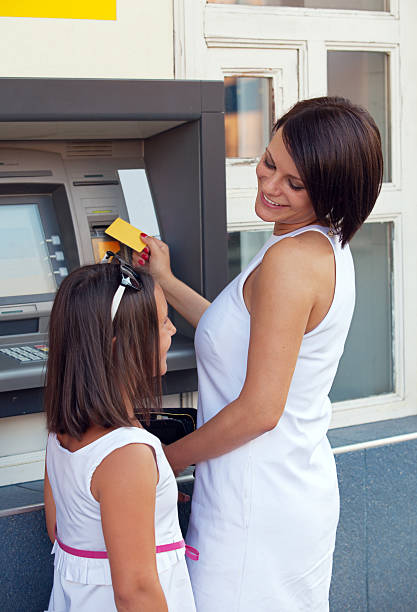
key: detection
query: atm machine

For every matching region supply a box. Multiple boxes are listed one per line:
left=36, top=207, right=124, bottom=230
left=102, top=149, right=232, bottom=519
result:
left=0, top=78, right=228, bottom=418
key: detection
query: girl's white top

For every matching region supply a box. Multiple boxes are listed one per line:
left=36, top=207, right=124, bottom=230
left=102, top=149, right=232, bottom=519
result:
left=46, top=426, right=195, bottom=612
left=186, top=226, right=355, bottom=612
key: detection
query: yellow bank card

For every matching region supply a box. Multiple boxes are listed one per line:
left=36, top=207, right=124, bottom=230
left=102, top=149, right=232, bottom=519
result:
left=105, top=218, right=146, bottom=254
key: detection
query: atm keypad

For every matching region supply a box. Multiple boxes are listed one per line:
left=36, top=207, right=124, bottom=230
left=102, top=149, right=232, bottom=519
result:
left=0, top=345, right=48, bottom=363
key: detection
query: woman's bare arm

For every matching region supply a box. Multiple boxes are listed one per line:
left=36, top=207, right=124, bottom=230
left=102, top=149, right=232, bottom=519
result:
left=140, top=235, right=210, bottom=328
left=93, top=444, right=168, bottom=612
left=164, top=236, right=325, bottom=473
left=158, top=273, right=210, bottom=329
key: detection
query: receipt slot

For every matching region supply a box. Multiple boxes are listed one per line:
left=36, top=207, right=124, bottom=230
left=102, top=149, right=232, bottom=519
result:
left=0, top=78, right=227, bottom=417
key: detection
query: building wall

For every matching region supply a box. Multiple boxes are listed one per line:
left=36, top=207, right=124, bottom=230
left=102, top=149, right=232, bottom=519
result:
left=0, top=1, right=176, bottom=486
left=0, top=1, right=174, bottom=79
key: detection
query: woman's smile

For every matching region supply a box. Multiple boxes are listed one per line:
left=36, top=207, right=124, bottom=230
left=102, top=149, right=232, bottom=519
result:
left=260, top=192, right=289, bottom=209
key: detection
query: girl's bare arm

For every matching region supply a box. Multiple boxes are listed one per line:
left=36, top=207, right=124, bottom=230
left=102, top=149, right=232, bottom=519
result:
left=93, top=444, right=168, bottom=612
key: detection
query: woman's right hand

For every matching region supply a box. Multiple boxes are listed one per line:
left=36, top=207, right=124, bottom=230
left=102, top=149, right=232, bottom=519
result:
left=135, top=233, right=211, bottom=328
left=135, top=234, right=174, bottom=286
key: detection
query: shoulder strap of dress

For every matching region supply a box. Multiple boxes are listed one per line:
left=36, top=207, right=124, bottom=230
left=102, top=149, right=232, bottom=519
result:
left=85, top=428, right=163, bottom=490
left=282, top=225, right=340, bottom=256
left=91, top=427, right=162, bottom=458
left=286, top=224, right=335, bottom=241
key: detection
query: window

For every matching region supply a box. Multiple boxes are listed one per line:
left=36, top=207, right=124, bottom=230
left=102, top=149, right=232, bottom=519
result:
left=330, top=222, right=394, bottom=401
left=327, top=50, right=391, bottom=182
left=177, top=0, right=413, bottom=426
left=208, top=0, right=389, bottom=10
left=228, top=222, right=395, bottom=403
left=225, top=76, right=272, bottom=159
left=228, top=228, right=272, bottom=281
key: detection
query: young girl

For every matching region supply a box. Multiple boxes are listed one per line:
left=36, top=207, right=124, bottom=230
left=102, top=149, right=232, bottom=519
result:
left=43, top=260, right=196, bottom=612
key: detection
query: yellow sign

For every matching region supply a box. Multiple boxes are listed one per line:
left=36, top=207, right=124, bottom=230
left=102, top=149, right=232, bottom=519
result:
left=0, top=1, right=116, bottom=20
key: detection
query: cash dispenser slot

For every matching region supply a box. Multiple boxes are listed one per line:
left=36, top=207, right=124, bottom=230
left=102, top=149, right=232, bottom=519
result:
left=90, top=223, right=120, bottom=263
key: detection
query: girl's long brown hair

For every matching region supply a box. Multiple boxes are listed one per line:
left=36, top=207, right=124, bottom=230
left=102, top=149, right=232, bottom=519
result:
left=45, top=263, right=161, bottom=439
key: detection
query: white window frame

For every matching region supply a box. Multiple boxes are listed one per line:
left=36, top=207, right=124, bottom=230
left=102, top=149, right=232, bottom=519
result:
left=203, top=0, right=399, bottom=20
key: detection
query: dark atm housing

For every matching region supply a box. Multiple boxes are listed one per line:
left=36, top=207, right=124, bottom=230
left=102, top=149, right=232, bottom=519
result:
left=0, top=79, right=227, bottom=418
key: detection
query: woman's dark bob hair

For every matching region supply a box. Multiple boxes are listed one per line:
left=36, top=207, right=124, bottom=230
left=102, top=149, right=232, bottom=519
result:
left=273, top=96, right=383, bottom=246
left=45, top=263, right=161, bottom=439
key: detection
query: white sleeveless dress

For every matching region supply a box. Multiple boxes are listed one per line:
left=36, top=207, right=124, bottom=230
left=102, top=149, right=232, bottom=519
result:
left=186, top=225, right=355, bottom=612
left=46, top=426, right=196, bottom=612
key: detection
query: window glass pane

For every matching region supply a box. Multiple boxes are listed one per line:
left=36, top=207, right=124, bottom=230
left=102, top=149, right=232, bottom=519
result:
left=225, top=76, right=272, bottom=158
left=209, top=1, right=389, bottom=10
left=228, top=229, right=272, bottom=281
left=330, top=222, right=394, bottom=402
left=327, top=50, right=391, bottom=182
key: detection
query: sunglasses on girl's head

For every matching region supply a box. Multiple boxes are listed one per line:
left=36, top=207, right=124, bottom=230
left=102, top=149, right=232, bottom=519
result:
left=102, top=251, right=143, bottom=321
left=102, top=250, right=143, bottom=289
left=119, top=262, right=143, bottom=292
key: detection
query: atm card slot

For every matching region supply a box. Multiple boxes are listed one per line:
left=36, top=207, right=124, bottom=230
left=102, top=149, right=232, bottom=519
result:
left=73, top=180, right=119, bottom=187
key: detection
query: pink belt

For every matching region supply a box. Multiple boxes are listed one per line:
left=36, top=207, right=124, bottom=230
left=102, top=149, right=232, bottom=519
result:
left=55, top=529, right=199, bottom=561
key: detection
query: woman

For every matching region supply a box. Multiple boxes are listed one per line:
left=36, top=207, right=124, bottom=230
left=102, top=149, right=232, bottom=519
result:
left=139, top=97, right=383, bottom=611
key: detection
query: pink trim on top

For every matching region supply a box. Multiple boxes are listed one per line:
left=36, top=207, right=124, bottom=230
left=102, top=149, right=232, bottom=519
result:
left=55, top=528, right=199, bottom=561
left=55, top=532, right=107, bottom=559
left=157, top=540, right=199, bottom=561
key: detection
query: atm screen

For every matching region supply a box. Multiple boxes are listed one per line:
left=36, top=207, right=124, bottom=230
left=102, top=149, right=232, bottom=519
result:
left=0, top=203, right=57, bottom=298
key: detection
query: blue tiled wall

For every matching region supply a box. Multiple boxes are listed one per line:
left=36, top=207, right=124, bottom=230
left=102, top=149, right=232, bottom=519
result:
left=365, top=441, right=417, bottom=612
left=1, top=437, right=416, bottom=612
left=330, top=439, right=417, bottom=612
left=331, top=450, right=368, bottom=611
left=0, top=510, right=53, bottom=612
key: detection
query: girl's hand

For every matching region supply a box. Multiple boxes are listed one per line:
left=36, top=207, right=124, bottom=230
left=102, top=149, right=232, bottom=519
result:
left=178, top=491, right=190, bottom=504
left=135, top=234, right=174, bottom=285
